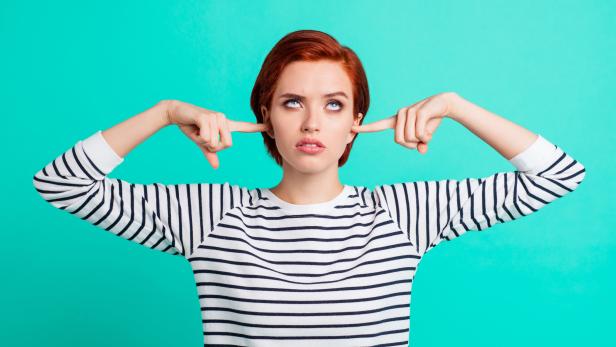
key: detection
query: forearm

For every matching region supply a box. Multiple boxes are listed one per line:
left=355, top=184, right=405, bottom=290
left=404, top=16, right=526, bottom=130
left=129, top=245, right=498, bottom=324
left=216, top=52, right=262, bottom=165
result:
left=447, top=93, right=539, bottom=160
left=101, top=100, right=172, bottom=158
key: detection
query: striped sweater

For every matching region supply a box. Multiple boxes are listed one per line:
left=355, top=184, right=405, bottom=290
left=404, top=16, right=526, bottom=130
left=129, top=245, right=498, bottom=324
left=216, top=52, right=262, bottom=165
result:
left=33, top=130, right=586, bottom=346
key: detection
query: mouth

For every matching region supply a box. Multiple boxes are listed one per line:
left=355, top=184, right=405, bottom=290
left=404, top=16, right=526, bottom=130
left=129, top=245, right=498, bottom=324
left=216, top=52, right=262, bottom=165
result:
left=296, top=138, right=326, bottom=154
left=296, top=144, right=325, bottom=154
left=296, top=138, right=326, bottom=148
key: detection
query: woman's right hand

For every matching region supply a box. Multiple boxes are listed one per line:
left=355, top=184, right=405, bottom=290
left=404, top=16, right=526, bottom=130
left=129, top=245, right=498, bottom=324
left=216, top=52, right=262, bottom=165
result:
left=166, top=100, right=270, bottom=169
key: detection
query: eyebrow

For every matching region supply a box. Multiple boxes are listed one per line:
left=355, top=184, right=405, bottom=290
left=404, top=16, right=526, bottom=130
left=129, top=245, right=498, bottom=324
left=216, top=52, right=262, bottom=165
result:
left=278, top=91, right=349, bottom=100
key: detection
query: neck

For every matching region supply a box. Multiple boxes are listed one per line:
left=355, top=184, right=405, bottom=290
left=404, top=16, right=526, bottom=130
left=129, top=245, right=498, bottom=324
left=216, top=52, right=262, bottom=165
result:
left=270, top=162, right=344, bottom=205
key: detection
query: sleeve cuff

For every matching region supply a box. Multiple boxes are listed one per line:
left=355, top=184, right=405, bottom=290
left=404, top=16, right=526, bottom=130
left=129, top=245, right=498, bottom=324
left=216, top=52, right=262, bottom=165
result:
left=508, top=134, right=558, bottom=172
left=81, top=130, right=125, bottom=174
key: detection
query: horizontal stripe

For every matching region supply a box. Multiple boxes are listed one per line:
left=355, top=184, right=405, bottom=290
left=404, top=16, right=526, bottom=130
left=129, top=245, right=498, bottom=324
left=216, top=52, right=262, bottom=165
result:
left=32, top=130, right=585, bottom=346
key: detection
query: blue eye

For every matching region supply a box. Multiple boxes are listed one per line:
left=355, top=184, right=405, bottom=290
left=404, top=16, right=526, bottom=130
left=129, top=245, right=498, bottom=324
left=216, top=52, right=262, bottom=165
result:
left=327, top=100, right=343, bottom=110
left=283, top=98, right=344, bottom=111
left=284, top=99, right=301, bottom=108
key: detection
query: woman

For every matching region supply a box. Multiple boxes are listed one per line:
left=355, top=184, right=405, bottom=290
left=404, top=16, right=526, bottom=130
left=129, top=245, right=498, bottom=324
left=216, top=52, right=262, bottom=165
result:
left=33, top=30, right=586, bottom=346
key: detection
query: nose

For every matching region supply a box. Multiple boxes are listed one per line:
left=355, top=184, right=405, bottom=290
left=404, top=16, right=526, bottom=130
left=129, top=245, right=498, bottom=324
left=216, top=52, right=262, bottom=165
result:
left=301, top=108, right=321, bottom=133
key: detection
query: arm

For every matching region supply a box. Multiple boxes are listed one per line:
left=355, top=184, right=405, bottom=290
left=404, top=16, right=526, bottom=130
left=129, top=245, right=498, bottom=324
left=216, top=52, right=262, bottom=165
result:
left=375, top=94, right=586, bottom=256
left=32, top=100, right=242, bottom=257
left=447, top=93, right=541, bottom=161
left=101, top=99, right=172, bottom=157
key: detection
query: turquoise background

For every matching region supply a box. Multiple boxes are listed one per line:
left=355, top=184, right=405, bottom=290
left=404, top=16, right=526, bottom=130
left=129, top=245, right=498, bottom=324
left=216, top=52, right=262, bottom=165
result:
left=2, top=0, right=613, bottom=346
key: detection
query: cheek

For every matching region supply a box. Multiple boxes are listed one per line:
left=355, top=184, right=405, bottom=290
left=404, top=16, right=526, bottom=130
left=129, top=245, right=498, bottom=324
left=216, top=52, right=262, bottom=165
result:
left=326, top=129, right=351, bottom=154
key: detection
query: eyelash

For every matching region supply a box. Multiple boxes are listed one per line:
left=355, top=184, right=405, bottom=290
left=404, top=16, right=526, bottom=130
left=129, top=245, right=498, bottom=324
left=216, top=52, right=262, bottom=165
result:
left=283, top=98, right=344, bottom=110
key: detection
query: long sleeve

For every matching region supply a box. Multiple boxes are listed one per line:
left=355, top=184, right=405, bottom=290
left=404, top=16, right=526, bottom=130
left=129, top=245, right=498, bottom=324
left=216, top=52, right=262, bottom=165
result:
left=373, top=134, right=586, bottom=256
left=32, top=130, right=245, bottom=258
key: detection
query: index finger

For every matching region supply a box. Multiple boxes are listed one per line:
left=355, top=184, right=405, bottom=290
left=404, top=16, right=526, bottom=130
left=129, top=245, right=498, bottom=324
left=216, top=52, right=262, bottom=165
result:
left=352, top=115, right=396, bottom=133
left=228, top=119, right=270, bottom=133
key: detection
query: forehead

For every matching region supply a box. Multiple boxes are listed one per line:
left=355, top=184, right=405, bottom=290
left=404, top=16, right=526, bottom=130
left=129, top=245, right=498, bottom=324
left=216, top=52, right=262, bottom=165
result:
left=274, top=60, right=352, bottom=96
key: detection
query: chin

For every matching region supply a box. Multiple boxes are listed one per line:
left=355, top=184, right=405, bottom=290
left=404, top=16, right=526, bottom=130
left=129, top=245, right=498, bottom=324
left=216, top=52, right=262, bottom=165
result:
left=287, top=160, right=329, bottom=173
left=281, top=156, right=335, bottom=174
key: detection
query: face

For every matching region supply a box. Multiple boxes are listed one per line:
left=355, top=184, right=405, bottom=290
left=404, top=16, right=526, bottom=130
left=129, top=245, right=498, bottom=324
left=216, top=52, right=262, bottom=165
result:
left=261, top=60, right=363, bottom=174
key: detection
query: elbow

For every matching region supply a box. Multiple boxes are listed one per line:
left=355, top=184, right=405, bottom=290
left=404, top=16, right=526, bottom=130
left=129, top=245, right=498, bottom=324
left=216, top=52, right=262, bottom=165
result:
left=32, top=170, right=50, bottom=203
left=32, top=170, right=43, bottom=194
left=575, top=166, right=586, bottom=186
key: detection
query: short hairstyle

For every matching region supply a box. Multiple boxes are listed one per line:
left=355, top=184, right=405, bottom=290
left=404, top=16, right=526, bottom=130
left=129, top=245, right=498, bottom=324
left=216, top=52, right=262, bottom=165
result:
left=250, top=29, right=370, bottom=167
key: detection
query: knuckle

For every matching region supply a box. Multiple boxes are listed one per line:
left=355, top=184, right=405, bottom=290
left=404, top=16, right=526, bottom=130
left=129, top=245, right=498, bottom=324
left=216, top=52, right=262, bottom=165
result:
left=404, top=128, right=413, bottom=140
left=405, top=127, right=412, bottom=138
left=210, top=119, right=218, bottom=131
left=199, top=113, right=211, bottom=123
left=405, top=107, right=413, bottom=117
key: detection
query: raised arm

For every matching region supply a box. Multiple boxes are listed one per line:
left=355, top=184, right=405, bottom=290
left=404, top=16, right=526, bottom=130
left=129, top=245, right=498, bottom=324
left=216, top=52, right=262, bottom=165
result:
left=32, top=100, right=265, bottom=257
left=375, top=134, right=586, bottom=256
left=358, top=93, right=586, bottom=256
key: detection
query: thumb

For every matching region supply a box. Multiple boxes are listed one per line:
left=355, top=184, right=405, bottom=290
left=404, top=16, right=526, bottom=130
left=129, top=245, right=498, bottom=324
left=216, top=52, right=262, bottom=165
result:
left=417, top=142, right=428, bottom=154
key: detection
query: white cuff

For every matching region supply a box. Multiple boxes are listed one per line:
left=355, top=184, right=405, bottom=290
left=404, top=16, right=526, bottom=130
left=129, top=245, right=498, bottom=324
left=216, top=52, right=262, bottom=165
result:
left=508, top=134, right=557, bottom=172
left=81, top=130, right=125, bottom=174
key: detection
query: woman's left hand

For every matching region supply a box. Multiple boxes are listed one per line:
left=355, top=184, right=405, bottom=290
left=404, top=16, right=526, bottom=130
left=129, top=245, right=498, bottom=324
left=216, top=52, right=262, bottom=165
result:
left=351, top=92, right=459, bottom=154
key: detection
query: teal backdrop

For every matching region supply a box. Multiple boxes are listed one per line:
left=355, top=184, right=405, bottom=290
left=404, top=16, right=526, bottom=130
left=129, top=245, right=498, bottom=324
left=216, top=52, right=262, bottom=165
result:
left=2, top=0, right=613, bottom=346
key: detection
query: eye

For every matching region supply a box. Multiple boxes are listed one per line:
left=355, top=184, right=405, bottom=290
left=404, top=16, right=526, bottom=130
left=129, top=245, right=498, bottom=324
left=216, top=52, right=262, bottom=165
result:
left=283, top=98, right=301, bottom=108
left=282, top=98, right=344, bottom=111
left=327, top=99, right=343, bottom=111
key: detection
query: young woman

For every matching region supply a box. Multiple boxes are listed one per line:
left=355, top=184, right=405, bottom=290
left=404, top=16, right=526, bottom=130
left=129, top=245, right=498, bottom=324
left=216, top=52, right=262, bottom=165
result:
left=33, top=30, right=586, bottom=346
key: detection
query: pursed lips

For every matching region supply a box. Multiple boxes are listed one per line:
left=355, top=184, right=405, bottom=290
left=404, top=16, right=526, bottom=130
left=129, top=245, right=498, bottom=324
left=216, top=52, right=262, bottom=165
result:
left=296, top=138, right=326, bottom=148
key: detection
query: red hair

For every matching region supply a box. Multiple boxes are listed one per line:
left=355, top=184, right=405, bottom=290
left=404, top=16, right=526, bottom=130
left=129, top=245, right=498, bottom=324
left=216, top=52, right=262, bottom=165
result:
left=250, top=29, right=370, bottom=167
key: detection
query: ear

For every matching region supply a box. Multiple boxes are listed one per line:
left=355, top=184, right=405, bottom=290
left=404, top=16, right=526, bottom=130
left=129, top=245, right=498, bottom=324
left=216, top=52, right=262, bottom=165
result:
left=347, top=112, right=363, bottom=144
left=261, top=105, right=275, bottom=139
